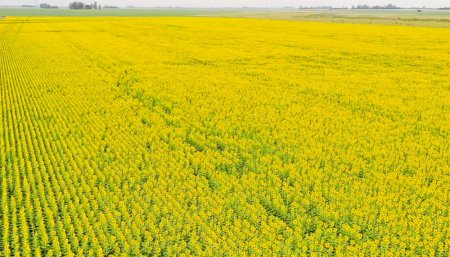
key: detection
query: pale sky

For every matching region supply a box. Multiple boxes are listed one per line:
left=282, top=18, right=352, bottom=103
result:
left=1, top=0, right=448, bottom=8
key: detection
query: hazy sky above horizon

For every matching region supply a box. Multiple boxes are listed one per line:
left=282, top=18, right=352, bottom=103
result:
left=1, top=1, right=448, bottom=8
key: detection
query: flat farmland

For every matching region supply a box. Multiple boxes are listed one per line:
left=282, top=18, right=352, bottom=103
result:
left=0, top=17, right=449, bottom=256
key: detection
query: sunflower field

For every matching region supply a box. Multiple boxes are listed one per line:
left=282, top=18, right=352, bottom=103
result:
left=0, top=17, right=449, bottom=256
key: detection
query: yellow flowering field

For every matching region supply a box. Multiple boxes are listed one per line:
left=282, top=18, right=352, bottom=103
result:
left=0, top=17, right=449, bottom=256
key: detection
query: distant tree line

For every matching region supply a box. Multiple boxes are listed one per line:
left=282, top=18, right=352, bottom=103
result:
left=352, top=4, right=400, bottom=9
left=69, top=2, right=101, bottom=10
left=299, top=4, right=400, bottom=10
left=298, top=4, right=450, bottom=9
left=39, top=3, right=58, bottom=9
left=299, top=6, right=332, bottom=9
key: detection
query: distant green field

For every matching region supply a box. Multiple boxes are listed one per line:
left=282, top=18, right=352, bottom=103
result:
left=0, top=7, right=239, bottom=17
left=226, top=9, right=450, bottom=27
left=1, top=7, right=450, bottom=27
